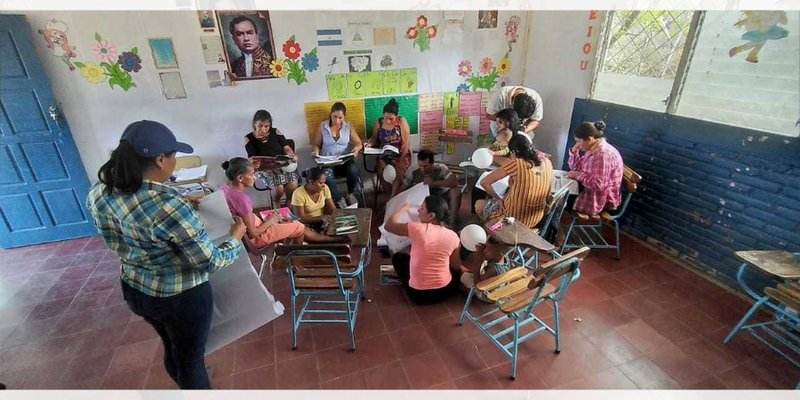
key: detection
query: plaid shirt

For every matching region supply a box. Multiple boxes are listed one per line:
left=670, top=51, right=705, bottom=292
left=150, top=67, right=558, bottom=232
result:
left=86, top=179, right=242, bottom=297
left=567, top=141, right=624, bottom=216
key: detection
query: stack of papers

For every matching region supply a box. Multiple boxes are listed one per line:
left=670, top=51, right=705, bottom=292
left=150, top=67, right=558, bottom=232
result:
left=364, top=145, right=400, bottom=156
left=334, top=214, right=358, bottom=235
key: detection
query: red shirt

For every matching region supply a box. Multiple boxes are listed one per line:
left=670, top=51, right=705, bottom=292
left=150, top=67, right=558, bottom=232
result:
left=567, top=141, right=624, bottom=216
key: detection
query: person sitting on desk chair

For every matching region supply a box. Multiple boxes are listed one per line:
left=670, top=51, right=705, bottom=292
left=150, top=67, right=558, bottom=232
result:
left=244, top=109, right=299, bottom=207
left=391, top=149, right=461, bottom=226
left=291, top=167, right=338, bottom=232
left=311, top=102, right=364, bottom=207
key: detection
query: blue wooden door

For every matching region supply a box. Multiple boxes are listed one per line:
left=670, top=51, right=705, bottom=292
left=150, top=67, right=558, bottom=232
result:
left=0, top=15, right=96, bottom=248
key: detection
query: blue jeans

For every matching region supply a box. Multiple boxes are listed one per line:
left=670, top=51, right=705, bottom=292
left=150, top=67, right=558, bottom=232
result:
left=323, top=159, right=361, bottom=203
left=121, top=280, right=213, bottom=389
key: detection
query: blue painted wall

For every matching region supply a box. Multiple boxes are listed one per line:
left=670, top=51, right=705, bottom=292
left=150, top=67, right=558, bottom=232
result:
left=567, top=98, right=800, bottom=287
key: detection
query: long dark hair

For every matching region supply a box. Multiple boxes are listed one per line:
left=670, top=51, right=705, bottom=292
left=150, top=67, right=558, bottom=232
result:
left=97, top=141, right=169, bottom=195
left=496, top=108, right=521, bottom=133
left=221, top=157, right=251, bottom=182
left=328, top=102, right=347, bottom=126
left=508, top=134, right=541, bottom=167
left=573, top=121, right=607, bottom=139
left=423, top=195, right=449, bottom=224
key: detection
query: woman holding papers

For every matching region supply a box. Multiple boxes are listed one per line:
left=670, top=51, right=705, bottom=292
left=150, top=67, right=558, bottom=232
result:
left=221, top=158, right=342, bottom=245
left=311, top=102, right=364, bottom=206
left=566, top=121, right=624, bottom=216
left=385, top=196, right=461, bottom=304
left=369, top=98, right=412, bottom=191
left=244, top=110, right=299, bottom=206
left=86, top=121, right=246, bottom=389
left=475, top=134, right=553, bottom=228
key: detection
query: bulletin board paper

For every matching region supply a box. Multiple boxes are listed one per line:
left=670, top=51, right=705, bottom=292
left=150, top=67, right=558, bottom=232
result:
left=418, top=93, right=444, bottom=112
left=419, top=110, right=444, bottom=134
left=364, top=95, right=419, bottom=138
left=326, top=74, right=348, bottom=100
left=363, top=71, right=384, bottom=97
left=304, top=99, right=367, bottom=142
left=458, top=91, right=482, bottom=116
left=443, top=92, right=460, bottom=115
left=347, top=72, right=367, bottom=98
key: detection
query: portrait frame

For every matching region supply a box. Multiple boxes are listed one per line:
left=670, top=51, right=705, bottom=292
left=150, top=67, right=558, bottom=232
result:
left=216, top=10, right=277, bottom=81
left=478, top=10, right=499, bottom=29
left=148, top=37, right=179, bottom=69
left=197, top=10, right=216, bottom=32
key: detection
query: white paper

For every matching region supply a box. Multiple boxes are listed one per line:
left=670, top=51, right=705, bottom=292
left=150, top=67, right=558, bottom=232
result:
left=475, top=171, right=510, bottom=198
left=364, top=145, right=399, bottom=155
left=200, top=36, right=225, bottom=64
left=195, top=191, right=284, bottom=355
left=378, top=182, right=429, bottom=253
left=552, top=170, right=580, bottom=195
left=173, top=165, right=207, bottom=182
left=315, top=153, right=355, bottom=165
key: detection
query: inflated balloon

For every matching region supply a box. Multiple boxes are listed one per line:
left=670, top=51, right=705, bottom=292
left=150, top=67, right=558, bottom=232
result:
left=459, top=224, right=488, bottom=252
left=283, top=162, right=298, bottom=173
left=471, top=148, right=494, bottom=169
left=383, top=164, right=397, bottom=183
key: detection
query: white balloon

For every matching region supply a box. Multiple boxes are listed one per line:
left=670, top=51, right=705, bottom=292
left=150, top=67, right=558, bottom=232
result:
left=459, top=224, right=488, bottom=252
left=383, top=164, right=397, bottom=183
left=471, top=148, right=494, bottom=169
left=283, top=162, right=298, bottom=173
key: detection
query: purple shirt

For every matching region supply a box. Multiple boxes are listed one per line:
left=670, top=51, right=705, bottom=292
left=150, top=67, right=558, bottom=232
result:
left=220, top=184, right=252, bottom=219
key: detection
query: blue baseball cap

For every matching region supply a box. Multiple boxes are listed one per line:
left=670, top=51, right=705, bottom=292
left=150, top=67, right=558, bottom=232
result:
left=120, top=120, right=193, bottom=157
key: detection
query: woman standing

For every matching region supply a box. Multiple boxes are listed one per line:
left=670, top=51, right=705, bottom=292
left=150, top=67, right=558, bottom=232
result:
left=244, top=110, right=299, bottom=206
left=475, top=134, right=553, bottom=229
left=566, top=121, right=624, bottom=216
left=311, top=102, right=364, bottom=206
left=385, top=196, right=461, bottom=305
left=86, top=120, right=245, bottom=389
left=369, top=98, right=412, bottom=191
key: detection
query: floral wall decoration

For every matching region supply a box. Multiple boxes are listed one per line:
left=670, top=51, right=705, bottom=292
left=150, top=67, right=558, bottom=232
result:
left=38, top=20, right=78, bottom=71
left=454, top=15, right=520, bottom=92
left=72, top=33, right=141, bottom=91
left=405, top=15, right=439, bottom=52
left=271, top=35, right=319, bottom=85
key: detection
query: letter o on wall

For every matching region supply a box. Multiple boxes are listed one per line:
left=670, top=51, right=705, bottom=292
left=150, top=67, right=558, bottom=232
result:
left=583, top=43, right=592, bottom=54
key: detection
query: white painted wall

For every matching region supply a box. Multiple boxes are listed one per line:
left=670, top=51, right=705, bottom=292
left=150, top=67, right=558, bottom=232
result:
left=21, top=10, right=530, bottom=188
left=522, top=10, right=603, bottom=167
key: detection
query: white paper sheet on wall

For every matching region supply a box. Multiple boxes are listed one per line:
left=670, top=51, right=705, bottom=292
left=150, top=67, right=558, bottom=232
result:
left=196, top=191, right=285, bottom=356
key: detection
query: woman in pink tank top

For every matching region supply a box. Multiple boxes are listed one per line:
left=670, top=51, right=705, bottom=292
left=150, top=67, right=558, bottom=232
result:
left=385, top=196, right=462, bottom=305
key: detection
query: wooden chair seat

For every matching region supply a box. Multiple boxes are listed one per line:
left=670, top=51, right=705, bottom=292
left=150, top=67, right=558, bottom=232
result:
left=485, top=274, right=535, bottom=302
left=476, top=267, right=528, bottom=292
left=294, top=277, right=356, bottom=290
left=765, top=286, right=800, bottom=311
left=576, top=212, right=613, bottom=222
left=499, top=284, right=556, bottom=314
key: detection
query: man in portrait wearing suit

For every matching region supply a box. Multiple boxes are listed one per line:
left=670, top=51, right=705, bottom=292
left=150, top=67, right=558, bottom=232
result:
left=229, top=15, right=273, bottom=78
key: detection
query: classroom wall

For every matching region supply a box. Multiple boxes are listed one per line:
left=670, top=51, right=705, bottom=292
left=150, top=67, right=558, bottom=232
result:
left=569, top=98, right=800, bottom=288
left=523, top=10, right=603, bottom=167
left=21, top=10, right=531, bottom=188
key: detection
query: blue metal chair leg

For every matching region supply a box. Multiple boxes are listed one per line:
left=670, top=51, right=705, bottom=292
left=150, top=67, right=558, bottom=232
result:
left=724, top=296, right=770, bottom=344
left=561, top=219, right=577, bottom=254
left=553, top=299, right=561, bottom=353
left=291, top=293, right=298, bottom=349
left=344, top=291, right=356, bottom=350
left=510, top=322, right=520, bottom=380
left=459, top=288, right=476, bottom=325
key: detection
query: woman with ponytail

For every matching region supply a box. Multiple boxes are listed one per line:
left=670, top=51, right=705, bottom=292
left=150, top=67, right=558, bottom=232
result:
left=475, top=134, right=553, bottom=229
left=566, top=121, right=624, bottom=216
left=87, top=120, right=246, bottom=389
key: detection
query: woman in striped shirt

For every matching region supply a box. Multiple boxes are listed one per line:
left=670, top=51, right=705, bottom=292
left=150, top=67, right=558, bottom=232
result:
left=475, top=134, right=553, bottom=228
left=566, top=121, right=624, bottom=216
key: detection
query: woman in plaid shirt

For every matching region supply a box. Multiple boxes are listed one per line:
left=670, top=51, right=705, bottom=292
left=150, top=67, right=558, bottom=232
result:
left=87, top=121, right=246, bottom=389
left=566, top=121, right=624, bottom=216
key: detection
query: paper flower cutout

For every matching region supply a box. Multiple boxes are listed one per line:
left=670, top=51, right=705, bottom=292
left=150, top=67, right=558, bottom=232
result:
left=93, top=39, right=117, bottom=63
left=282, top=38, right=302, bottom=60
left=302, top=52, right=319, bottom=72
left=118, top=51, right=142, bottom=73
left=497, top=57, right=511, bottom=75
left=406, top=15, right=439, bottom=52
left=458, top=60, right=472, bottom=77
left=479, top=57, right=494, bottom=75
left=74, top=33, right=140, bottom=91
left=79, top=62, right=106, bottom=84
left=270, top=58, right=287, bottom=77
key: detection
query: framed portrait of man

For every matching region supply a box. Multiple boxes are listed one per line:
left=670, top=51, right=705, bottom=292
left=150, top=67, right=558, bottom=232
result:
left=216, top=11, right=277, bottom=80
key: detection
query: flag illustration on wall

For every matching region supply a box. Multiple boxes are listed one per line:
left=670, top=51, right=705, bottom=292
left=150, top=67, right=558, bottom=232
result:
left=317, top=29, right=343, bottom=47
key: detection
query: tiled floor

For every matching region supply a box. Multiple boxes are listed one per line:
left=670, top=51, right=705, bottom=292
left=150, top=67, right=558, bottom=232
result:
left=1, top=201, right=799, bottom=389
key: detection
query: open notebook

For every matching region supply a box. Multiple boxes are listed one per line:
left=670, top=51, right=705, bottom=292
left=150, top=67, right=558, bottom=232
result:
left=364, top=144, right=400, bottom=156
